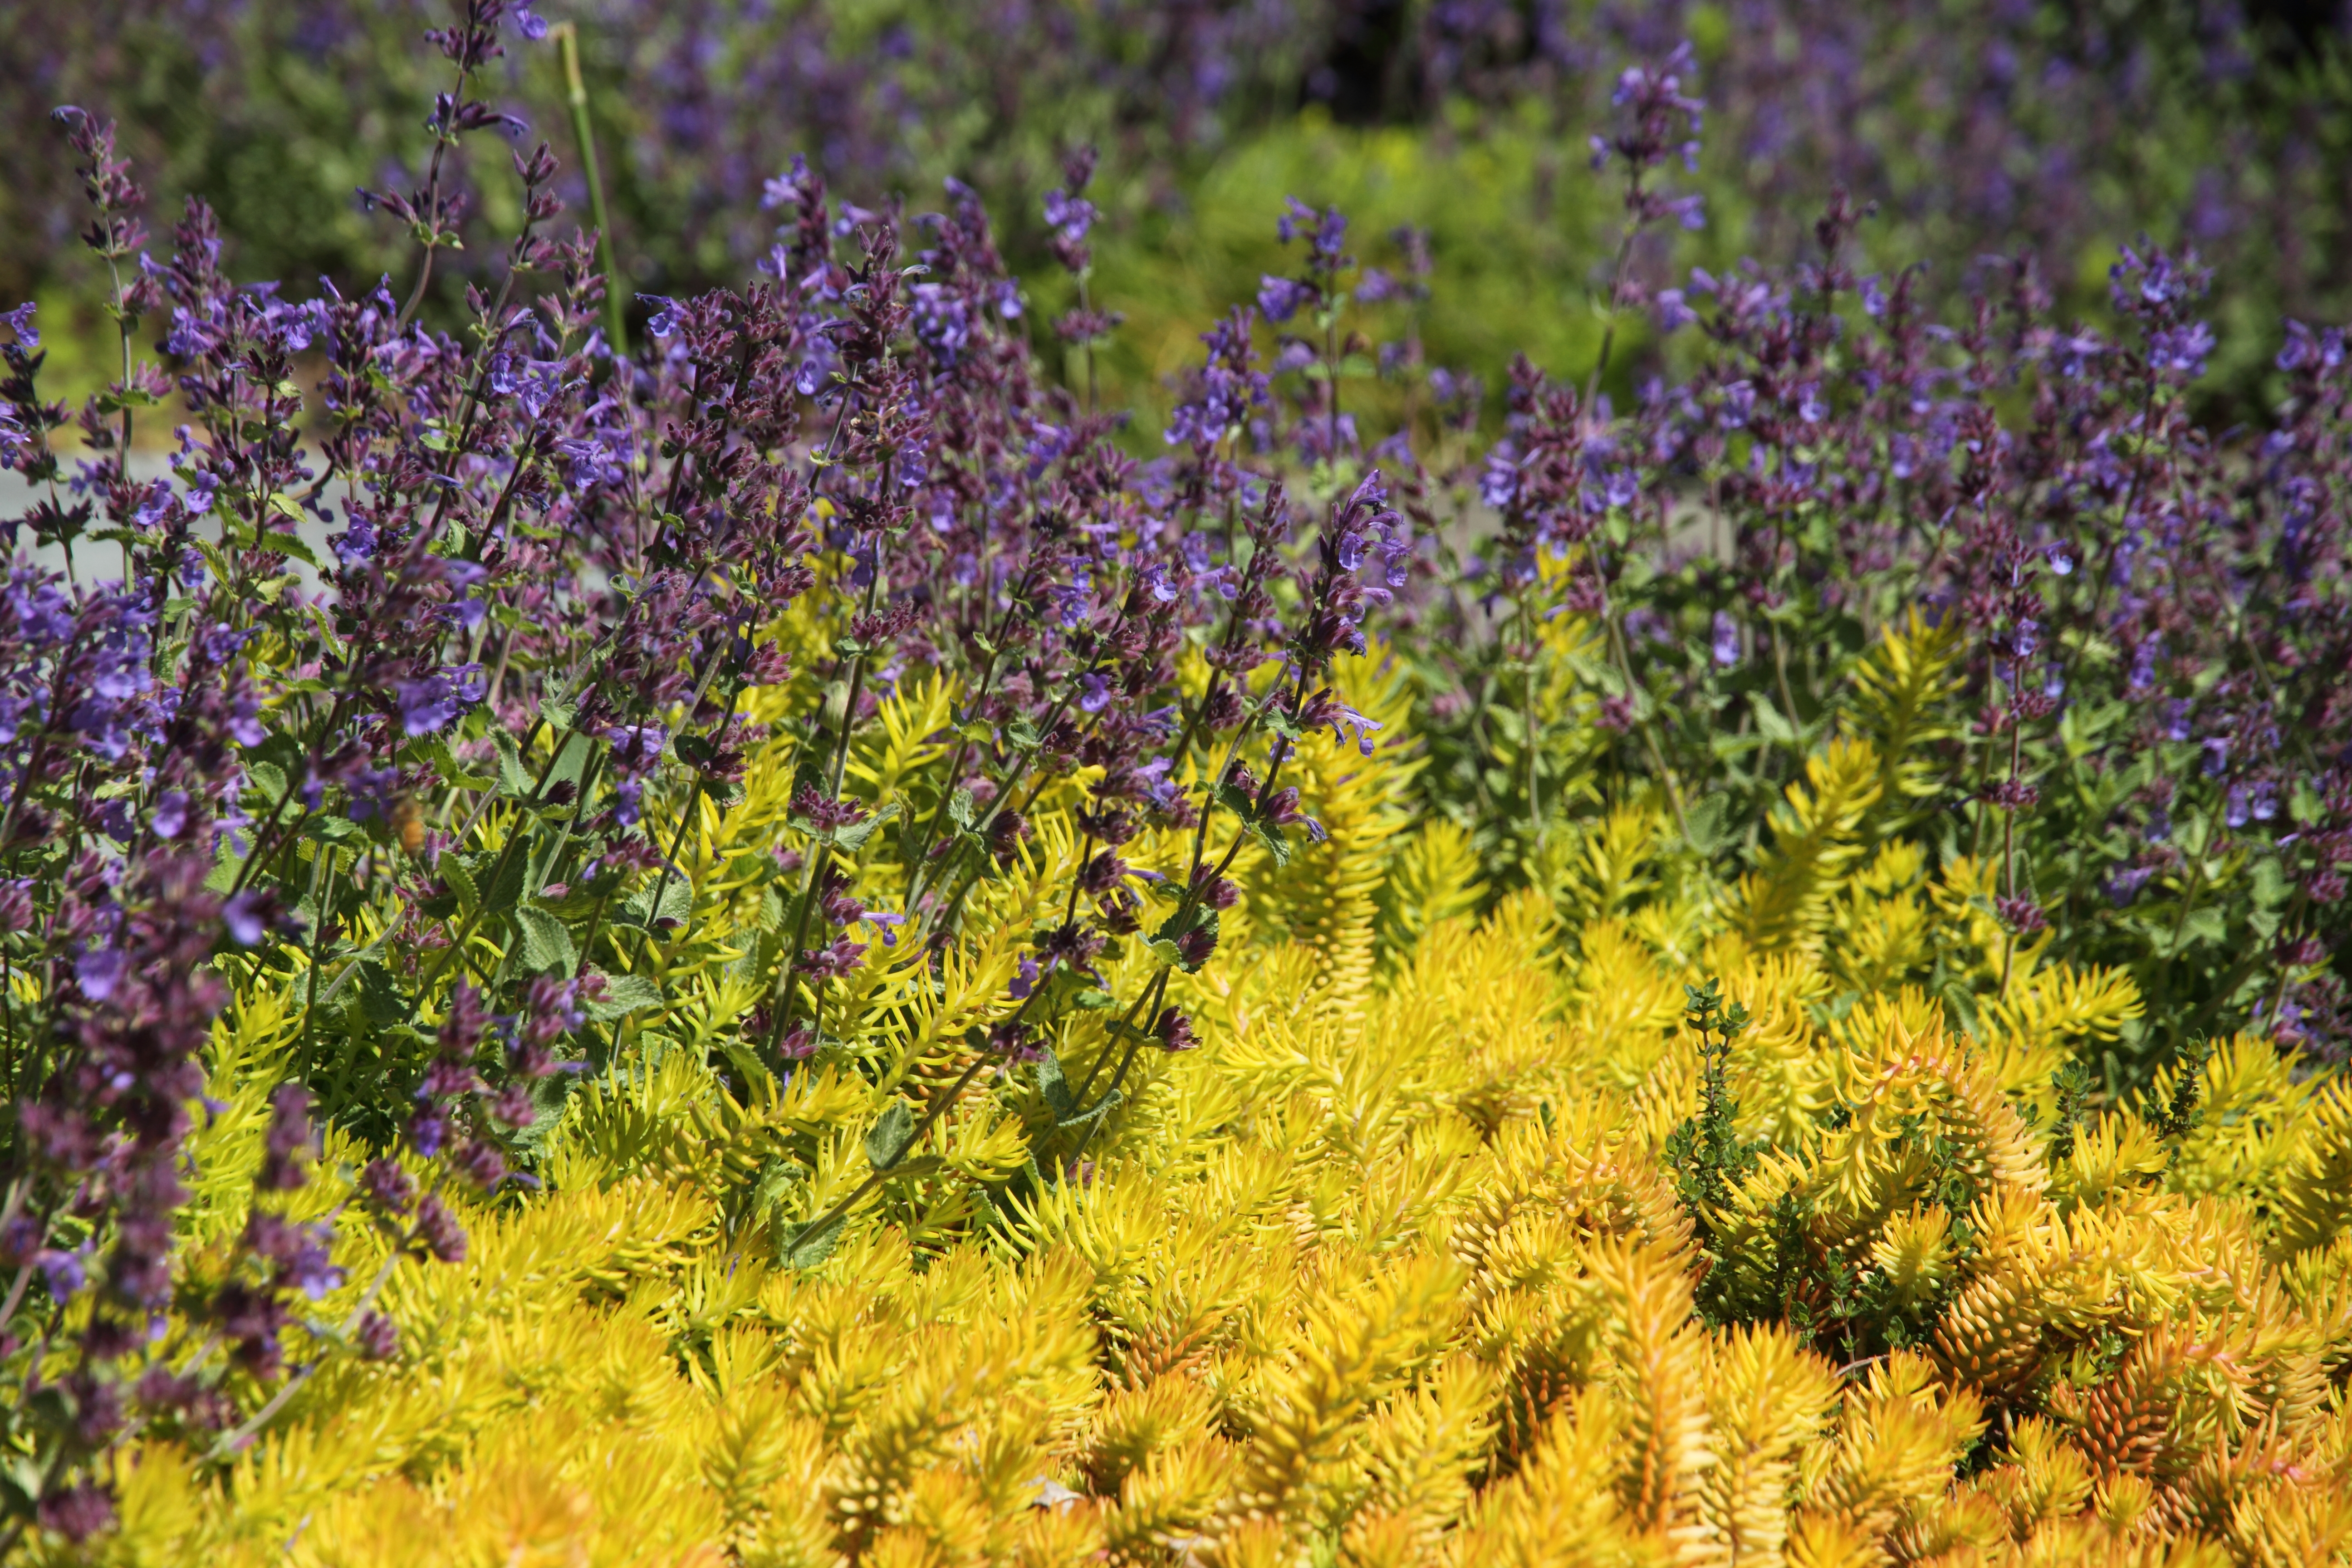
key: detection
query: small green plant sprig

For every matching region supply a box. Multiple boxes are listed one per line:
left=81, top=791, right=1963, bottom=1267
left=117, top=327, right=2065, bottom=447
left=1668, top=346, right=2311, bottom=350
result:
left=1665, top=977, right=1755, bottom=1253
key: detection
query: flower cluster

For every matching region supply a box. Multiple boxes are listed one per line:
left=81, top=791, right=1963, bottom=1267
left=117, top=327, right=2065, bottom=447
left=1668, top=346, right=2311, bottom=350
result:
left=0, top=1, right=1416, bottom=1542
left=10, top=0, right=2342, bottom=426
left=0, top=10, right=2346, bottom=1551
left=1414, top=65, right=2352, bottom=1078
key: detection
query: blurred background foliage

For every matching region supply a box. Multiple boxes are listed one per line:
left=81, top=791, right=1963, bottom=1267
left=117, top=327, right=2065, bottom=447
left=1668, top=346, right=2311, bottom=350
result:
left=3, top=0, right=2347, bottom=425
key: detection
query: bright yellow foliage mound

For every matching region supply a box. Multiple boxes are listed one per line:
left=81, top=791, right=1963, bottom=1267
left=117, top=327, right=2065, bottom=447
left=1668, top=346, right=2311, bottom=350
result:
left=85, top=926, right=2352, bottom=1563
left=56, top=637, right=2352, bottom=1568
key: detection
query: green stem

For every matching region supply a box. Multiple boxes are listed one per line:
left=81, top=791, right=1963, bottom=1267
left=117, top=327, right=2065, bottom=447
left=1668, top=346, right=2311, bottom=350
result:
left=1518, top=601, right=1545, bottom=852
left=553, top=23, right=628, bottom=358
left=784, top=1053, right=991, bottom=1251
left=1065, top=968, right=1170, bottom=1166
left=420, top=729, right=584, bottom=990
left=770, top=533, right=888, bottom=1049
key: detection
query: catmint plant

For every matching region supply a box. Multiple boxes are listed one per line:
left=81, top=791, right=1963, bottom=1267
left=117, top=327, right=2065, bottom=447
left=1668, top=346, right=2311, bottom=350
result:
left=0, top=0, right=1429, bottom=1534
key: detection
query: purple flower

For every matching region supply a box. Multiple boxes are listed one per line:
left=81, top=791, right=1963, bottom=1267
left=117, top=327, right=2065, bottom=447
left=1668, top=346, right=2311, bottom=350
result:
left=909, top=282, right=972, bottom=366
left=1479, top=449, right=1520, bottom=510
left=557, top=433, right=627, bottom=489
left=606, top=720, right=669, bottom=775
left=36, top=1485, right=112, bottom=1544
left=987, top=1018, right=1040, bottom=1062
left=1156, top=1008, right=1198, bottom=1052
left=1043, top=187, right=1097, bottom=245
left=223, top=890, right=272, bottom=947
left=414, top=1194, right=466, bottom=1264
left=77, top=945, right=127, bottom=1002
left=1711, top=612, right=1740, bottom=668
left=1996, top=896, right=2048, bottom=935
left=1263, top=786, right=1326, bottom=843
left=762, top=155, right=814, bottom=211
left=356, top=1310, right=400, bottom=1361
left=2278, top=320, right=2346, bottom=372
left=1256, top=275, right=1313, bottom=324
left=359, top=1158, right=415, bottom=1215
left=638, top=294, right=682, bottom=338
left=393, top=666, right=484, bottom=736
left=452, top=1138, right=508, bottom=1192
left=37, top=1247, right=87, bottom=1302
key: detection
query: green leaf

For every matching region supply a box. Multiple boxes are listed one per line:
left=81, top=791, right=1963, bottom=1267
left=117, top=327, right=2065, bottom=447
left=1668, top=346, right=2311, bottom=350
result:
left=1684, top=794, right=1731, bottom=855
left=0, top=1450, right=45, bottom=1511
left=1151, top=906, right=1218, bottom=971
left=356, top=961, right=409, bottom=1029
left=1035, top=1043, right=1074, bottom=1120
left=617, top=877, right=693, bottom=930
left=494, top=732, right=533, bottom=798
left=245, top=760, right=289, bottom=806
left=582, top=971, right=662, bottom=1022
left=539, top=696, right=575, bottom=733
left=1056, top=1087, right=1122, bottom=1133
left=481, top=847, right=529, bottom=916
left=1751, top=694, right=1799, bottom=747
left=190, top=536, right=233, bottom=589
left=750, top=1158, right=802, bottom=1221
left=2180, top=906, right=2228, bottom=949
left=416, top=734, right=491, bottom=791
left=263, top=520, right=323, bottom=572
left=513, top=905, right=578, bottom=975
left=865, top=1099, right=916, bottom=1171
left=819, top=803, right=898, bottom=853
left=1214, top=779, right=1259, bottom=821
left=784, top=1211, right=845, bottom=1271
left=441, top=854, right=482, bottom=914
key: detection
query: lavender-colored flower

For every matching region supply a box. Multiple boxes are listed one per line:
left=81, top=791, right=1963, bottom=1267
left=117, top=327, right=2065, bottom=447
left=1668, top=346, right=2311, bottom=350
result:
left=257, top=1085, right=313, bottom=1189
left=1711, top=612, right=1740, bottom=668
left=414, top=1194, right=467, bottom=1264
left=355, top=1311, right=401, bottom=1361
left=394, top=666, right=485, bottom=736
left=1256, top=275, right=1313, bottom=325
left=37, top=1247, right=88, bottom=1302
left=638, top=294, right=683, bottom=338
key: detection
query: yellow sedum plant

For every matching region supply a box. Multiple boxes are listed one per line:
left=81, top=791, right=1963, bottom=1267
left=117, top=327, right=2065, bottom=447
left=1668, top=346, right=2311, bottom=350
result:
left=52, top=642, right=2352, bottom=1568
